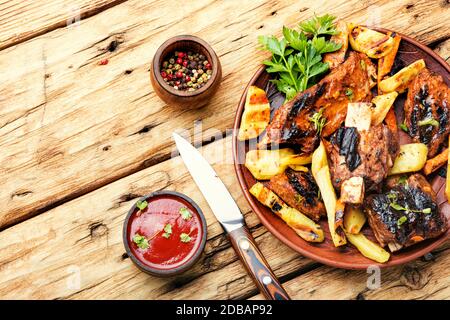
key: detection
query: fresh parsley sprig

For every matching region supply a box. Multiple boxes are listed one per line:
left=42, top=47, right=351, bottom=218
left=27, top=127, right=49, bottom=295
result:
left=259, top=14, right=342, bottom=100
left=299, top=14, right=340, bottom=37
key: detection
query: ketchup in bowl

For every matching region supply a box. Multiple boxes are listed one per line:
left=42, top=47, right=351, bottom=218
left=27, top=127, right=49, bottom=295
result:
left=123, top=191, right=207, bottom=276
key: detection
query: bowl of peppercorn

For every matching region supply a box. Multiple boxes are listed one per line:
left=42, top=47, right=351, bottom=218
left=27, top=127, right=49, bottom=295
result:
left=150, top=35, right=222, bottom=109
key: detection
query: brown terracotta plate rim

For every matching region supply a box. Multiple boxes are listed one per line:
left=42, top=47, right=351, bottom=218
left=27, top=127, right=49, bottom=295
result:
left=232, top=27, right=450, bottom=269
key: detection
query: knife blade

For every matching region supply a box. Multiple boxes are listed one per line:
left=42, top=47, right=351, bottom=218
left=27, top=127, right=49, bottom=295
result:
left=173, top=133, right=290, bottom=300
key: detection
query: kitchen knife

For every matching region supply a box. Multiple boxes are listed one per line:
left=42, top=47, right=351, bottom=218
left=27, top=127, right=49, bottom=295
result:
left=173, top=133, right=290, bottom=300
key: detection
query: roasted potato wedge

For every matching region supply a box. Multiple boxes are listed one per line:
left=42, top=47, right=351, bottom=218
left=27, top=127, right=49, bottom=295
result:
left=288, top=164, right=309, bottom=172
left=384, top=108, right=398, bottom=134
left=250, top=182, right=324, bottom=242
left=245, top=149, right=312, bottom=180
left=378, top=34, right=401, bottom=92
left=348, top=25, right=395, bottom=59
left=311, top=141, right=328, bottom=179
left=238, top=86, right=271, bottom=141
left=378, top=59, right=426, bottom=93
left=424, top=148, right=448, bottom=175
left=315, top=165, right=347, bottom=247
left=323, top=21, right=349, bottom=69
left=345, top=102, right=372, bottom=131
left=344, top=206, right=366, bottom=234
left=389, top=143, right=428, bottom=175
left=371, top=92, right=398, bottom=126
left=345, top=231, right=390, bottom=263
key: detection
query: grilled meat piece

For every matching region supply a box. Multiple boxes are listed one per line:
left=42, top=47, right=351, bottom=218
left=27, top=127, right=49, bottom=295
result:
left=259, top=52, right=375, bottom=153
left=266, top=169, right=325, bottom=221
left=324, top=124, right=399, bottom=190
left=404, top=68, right=450, bottom=157
left=365, top=174, right=448, bottom=251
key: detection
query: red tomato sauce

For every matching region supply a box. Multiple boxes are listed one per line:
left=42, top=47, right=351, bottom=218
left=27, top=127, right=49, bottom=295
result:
left=127, top=195, right=202, bottom=270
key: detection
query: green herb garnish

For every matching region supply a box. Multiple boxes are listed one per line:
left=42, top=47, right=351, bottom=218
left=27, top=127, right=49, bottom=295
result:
left=398, top=175, right=408, bottom=186
left=390, top=202, right=432, bottom=214
left=397, top=216, right=407, bottom=227
left=259, top=14, right=342, bottom=101
left=390, top=202, right=407, bottom=211
left=418, top=117, right=439, bottom=127
left=299, top=14, right=340, bottom=37
left=345, top=88, right=354, bottom=101
left=309, top=108, right=327, bottom=135
left=133, top=234, right=149, bottom=249
left=294, top=194, right=304, bottom=204
left=136, top=200, right=148, bottom=211
left=399, top=121, right=409, bottom=132
left=162, top=223, right=173, bottom=239
left=180, top=233, right=192, bottom=243
left=388, top=191, right=430, bottom=215
left=360, top=60, right=366, bottom=70
left=180, top=207, right=192, bottom=220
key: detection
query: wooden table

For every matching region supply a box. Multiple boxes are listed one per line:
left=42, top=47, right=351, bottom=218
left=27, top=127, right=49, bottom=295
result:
left=0, top=0, right=449, bottom=300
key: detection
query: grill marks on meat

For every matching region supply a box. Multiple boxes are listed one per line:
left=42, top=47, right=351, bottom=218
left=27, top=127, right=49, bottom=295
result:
left=331, top=127, right=361, bottom=171
left=404, top=69, right=450, bottom=157
left=266, top=169, right=325, bottom=221
left=324, top=124, right=399, bottom=190
left=259, top=52, right=375, bottom=153
left=365, top=174, right=448, bottom=251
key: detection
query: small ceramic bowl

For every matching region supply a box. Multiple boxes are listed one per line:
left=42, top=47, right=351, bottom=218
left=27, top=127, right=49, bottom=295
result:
left=123, top=191, right=207, bottom=277
left=150, top=35, right=222, bottom=109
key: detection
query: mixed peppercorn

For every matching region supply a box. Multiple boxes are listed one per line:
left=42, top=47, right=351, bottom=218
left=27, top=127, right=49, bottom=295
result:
left=160, top=51, right=213, bottom=91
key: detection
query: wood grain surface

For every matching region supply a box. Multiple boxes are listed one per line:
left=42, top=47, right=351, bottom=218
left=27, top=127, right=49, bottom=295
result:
left=0, top=0, right=449, bottom=300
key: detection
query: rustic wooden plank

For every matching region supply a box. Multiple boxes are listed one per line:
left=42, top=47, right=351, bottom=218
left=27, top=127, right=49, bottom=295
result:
left=250, top=241, right=450, bottom=300
left=0, top=136, right=312, bottom=299
left=0, top=0, right=126, bottom=50
left=1, top=0, right=449, bottom=229
left=434, top=38, right=450, bottom=63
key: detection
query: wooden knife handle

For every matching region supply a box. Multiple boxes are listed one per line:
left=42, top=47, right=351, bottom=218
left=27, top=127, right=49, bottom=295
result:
left=228, top=226, right=291, bottom=300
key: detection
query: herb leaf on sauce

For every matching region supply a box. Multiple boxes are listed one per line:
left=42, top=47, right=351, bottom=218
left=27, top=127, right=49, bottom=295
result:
left=133, top=234, right=149, bottom=249
left=162, top=223, right=173, bottom=239
left=136, top=200, right=148, bottom=211
left=180, top=207, right=192, bottom=220
left=180, top=233, right=192, bottom=243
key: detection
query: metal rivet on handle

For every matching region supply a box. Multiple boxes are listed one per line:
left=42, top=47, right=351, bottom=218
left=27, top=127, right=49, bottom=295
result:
left=239, top=239, right=250, bottom=250
left=262, top=276, right=272, bottom=285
